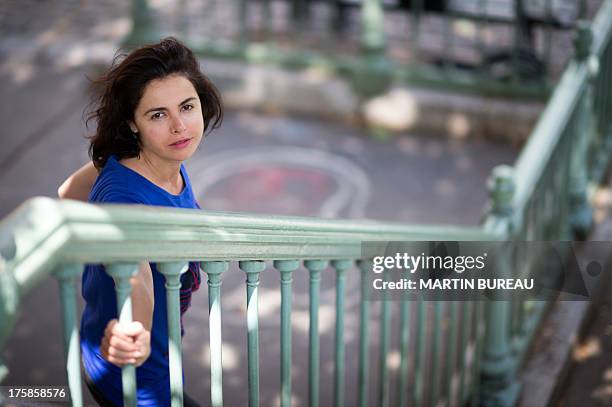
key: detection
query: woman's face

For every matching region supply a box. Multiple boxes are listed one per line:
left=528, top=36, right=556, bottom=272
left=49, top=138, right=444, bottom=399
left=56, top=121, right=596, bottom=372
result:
left=129, top=74, right=204, bottom=164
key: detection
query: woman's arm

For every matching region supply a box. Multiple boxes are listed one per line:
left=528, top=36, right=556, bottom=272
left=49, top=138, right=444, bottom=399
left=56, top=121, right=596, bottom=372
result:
left=129, top=261, right=155, bottom=332
left=101, top=262, right=154, bottom=367
left=57, top=161, right=99, bottom=201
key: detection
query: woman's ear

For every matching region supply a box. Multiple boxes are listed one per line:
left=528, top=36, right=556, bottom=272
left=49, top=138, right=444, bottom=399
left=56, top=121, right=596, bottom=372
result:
left=128, top=121, right=138, bottom=134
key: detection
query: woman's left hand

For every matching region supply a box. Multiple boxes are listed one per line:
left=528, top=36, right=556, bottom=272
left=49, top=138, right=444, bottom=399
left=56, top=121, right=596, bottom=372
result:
left=101, top=319, right=151, bottom=367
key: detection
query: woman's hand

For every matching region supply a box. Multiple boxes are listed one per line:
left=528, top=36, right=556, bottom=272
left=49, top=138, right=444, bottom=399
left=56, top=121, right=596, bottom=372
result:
left=102, top=262, right=154, bottom=368
left=101, top=319, right=151, bottom=367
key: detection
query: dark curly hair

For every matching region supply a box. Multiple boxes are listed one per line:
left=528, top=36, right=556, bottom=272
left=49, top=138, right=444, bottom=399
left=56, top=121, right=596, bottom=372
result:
left=86, top=37, right=223, bottom=169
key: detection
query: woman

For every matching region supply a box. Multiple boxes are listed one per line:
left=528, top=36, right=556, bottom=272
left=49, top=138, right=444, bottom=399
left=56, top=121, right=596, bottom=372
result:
left=59, top=37, right=222, bottom=406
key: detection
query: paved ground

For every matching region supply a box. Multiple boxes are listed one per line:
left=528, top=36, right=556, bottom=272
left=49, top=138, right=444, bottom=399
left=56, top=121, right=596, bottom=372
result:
left=554, top=193, right=612, bottom=407
left=0, top=58, right=518, bottom=407
left=556, top=290, right=612, bottom=407
left=0, top=7, right=518, bottom=406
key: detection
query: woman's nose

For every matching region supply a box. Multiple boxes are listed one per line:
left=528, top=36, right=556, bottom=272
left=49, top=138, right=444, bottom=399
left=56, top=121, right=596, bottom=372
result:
left=171, top=116, right=186, bottom=134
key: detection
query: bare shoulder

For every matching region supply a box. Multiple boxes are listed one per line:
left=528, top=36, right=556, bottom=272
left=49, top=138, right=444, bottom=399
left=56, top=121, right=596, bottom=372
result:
left=57, top=161, right=100, bottom=200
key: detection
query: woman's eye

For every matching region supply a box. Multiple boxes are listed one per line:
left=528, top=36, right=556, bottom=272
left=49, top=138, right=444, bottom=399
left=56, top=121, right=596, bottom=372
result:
left=150, top=111, right=165, bottom=120
left=182, top=104, right=194, bottom=112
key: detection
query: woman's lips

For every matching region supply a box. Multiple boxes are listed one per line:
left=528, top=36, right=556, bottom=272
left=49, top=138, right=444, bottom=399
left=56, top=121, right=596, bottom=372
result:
left=169, top=138, right=192, bottom=149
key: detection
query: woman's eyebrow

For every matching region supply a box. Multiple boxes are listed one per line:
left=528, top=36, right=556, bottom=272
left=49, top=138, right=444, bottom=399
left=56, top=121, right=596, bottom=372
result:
left=144, top=97, right=197, bottom=115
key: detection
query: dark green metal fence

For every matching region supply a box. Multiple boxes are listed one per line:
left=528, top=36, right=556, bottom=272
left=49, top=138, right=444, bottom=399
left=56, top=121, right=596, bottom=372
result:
left=124, top=0, right=597, bottom=98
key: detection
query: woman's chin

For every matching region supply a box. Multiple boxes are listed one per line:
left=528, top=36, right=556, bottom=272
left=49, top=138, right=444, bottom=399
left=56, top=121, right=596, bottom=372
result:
left=166, top=142, right=200, bottom=161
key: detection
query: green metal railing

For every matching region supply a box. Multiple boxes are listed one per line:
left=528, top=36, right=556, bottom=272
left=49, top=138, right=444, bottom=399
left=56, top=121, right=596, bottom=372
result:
left=1, top=2, right=611, bottom=406
left=124, top=0, right=594, bottom=98
left=0, top=199, right=495, bottom=407
left=475, top=3, right=612, bottom=405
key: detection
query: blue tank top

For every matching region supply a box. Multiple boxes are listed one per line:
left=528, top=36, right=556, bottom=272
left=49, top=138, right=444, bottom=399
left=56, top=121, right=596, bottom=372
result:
left=80, top=155, right=201, bottom=406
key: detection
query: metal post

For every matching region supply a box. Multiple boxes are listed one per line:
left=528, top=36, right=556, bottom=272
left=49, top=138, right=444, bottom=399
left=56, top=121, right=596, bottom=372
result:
left=123, top=0, right=160, bottom=48
left=304, top=259, right=328, bottom=407
left=430, top=301, right=443, bottom=407
left=239, top=0, right=248, bottom=48
left=397, top=269, right=411, bottom=407
left=158, top=262, right=189, bottom=407
left=106, top=263, right=140, bottom=407
left=331, top=260, right=352, bottom=407
left=378, top=269, right=390, bottom=407
left=413, top=297, right=426, bottom=407
left=361, top=0, right=385, bottom=55
left=274, top=260, right=299, bottom=407
left=240, top=260, right=266, bottom=407
left=570, top=22, right=596, bottom=238
left=54, top=263, right=84, bottom=407
left=445, top=300, right=458, bottom=407
left=478, top=166, right=520, bottom=407
left=353, top=0, right=391, bottom=97
left=291, top=0, right=309, bottom=32
left=202, top=261, right=228, bottom=407
left=357, top=260, right=371, bottom=407
left=0, top=255, right=19, bottom=388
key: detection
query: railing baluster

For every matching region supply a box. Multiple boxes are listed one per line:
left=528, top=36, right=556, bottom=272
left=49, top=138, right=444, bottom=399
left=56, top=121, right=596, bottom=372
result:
left=430, top=301, right=443, bottom=407
left=273, top=260, right=299, bottom=407
left=202, top=261, right=228, bottom=407
left=479, top=167, right=519, bottom=405
left=477, top=0, right=488, bottom=76
left=603, top=45, right=612, bottom=157
left=446, top=301, right=458, bottom=407
left=124, top=0, right=158, bottom=48
left=570, top=22, right=595, bottom=238
left=443, top=0, right=456, bottom=72
left=239, top=0, right=248, bottom=47
left=470, top=301, right=485, bottom=407
left=512, top=0, right=525, bottom=83
left=304, top=259, right=328, bottom=407
left=239, top=260, right=266, bottom=407
left=357, top=260, right=372, bottom=407
left=397, top=270, right=411, bottom=407
left=106, top=263, right=139, bottom=407
left=579, top=0, right=588, bottom=19
left=360, top=0, right=386, bottom=55
left=331, top=259, right=352, bottom=407
left=543, top=0, right=553, bottom=78
left=561, top=137, right=573, bottom=238
left=54, top=263, right=83, bottom=407
left=458, top=300, right=471, bottom=405
left=158, top=262, right=189, bottom=407
left=176, top=0, right=188, bottom=40
left=262, top=0, right=272, bottom=39
left=412, top=0, right=423, bottom=64
left=378, top=270, right=390, bottom=407
left=291, top=0, right=308, bottom=33
left=605, top=45, right=612, bottom=136
left=413, top=297, right=426, bottom=407
left=0, top=256, right=18, bottom=388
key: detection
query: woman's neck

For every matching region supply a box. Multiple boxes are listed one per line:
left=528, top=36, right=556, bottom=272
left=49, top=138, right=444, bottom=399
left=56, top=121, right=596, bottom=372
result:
left=121, top=153, right=184, bottom=195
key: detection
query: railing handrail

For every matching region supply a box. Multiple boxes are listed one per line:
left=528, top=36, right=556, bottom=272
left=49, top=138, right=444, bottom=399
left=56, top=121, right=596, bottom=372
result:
left=512, top=61, right=587, bottom=214
left=0, top=197, right=497, bottom=296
